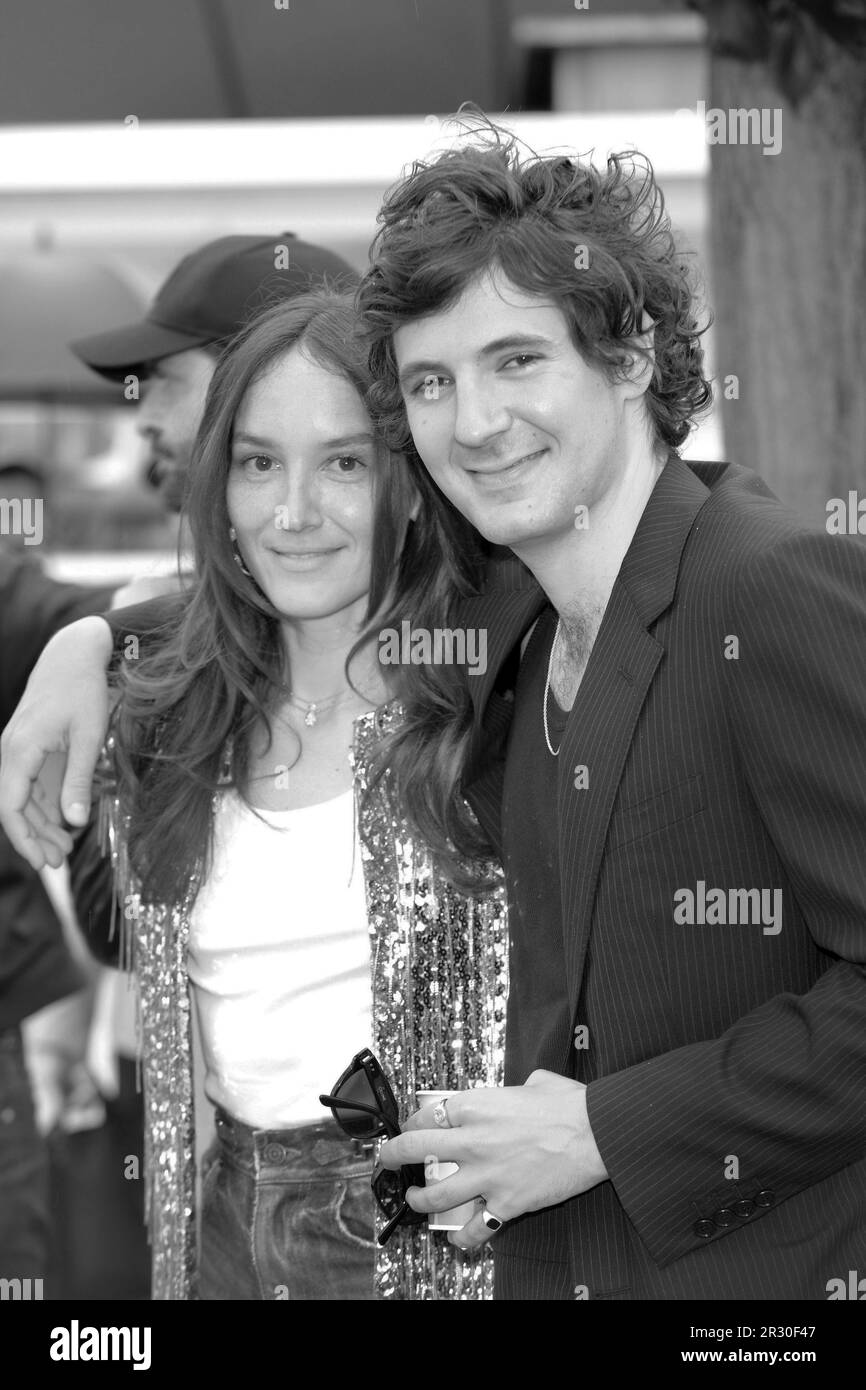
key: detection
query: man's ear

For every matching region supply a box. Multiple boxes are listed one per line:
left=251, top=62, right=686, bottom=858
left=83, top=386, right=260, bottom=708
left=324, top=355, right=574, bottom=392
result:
left=622, top=312, right=656, bottom=398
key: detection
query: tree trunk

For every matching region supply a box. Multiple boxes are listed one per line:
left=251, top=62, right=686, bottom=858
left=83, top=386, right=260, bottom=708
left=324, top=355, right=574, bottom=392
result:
left=706, top=26, right=866, bottom=527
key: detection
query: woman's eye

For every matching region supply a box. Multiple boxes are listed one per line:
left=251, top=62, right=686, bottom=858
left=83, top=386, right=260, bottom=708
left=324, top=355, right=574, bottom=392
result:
left=328, top=455, right=368, bottom=476
left=239, top=454, right=278, bottom=477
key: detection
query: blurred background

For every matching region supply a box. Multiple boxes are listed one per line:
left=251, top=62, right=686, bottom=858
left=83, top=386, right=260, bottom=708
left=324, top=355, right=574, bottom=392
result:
left=0, top=0, right=861, bottom=588
left=0, top=0, right=863, bottom=1300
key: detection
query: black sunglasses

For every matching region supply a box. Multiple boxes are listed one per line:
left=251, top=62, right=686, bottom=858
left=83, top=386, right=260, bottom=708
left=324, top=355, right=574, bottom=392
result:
left=319, top=1048, right=426, bottom=1245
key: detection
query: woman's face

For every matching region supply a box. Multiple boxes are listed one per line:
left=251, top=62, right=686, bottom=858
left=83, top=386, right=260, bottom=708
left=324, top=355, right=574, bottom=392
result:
left=226, top=346, right=380, bottom=625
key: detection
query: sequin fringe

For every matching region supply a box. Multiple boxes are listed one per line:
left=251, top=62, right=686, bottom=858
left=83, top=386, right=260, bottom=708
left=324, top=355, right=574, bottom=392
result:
left=97, top=704, right=508, bottom=1301
left=355, top=706, right=508, bottom=1300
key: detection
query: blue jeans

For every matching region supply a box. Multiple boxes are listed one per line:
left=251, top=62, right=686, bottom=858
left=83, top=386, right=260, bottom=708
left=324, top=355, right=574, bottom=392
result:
left=196, top=1107, right=377, bottom=1300
left=0, top=1025, right=49, bottom=1283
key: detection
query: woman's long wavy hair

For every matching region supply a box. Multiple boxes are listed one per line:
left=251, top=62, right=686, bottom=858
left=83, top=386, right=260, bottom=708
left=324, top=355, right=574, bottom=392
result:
left=354, top=114, right=714, bottom=881
left=112, top=288, right=488, bottom=907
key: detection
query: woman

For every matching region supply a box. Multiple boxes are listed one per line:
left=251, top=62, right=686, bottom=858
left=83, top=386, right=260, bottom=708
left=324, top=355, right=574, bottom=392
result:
left=88, top=288, right=507, bottom=1300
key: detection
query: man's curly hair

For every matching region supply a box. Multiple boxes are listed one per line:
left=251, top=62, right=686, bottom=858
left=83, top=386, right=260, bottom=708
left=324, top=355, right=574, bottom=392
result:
left=356, top=118, right=713, bottom=888
left=360, top=117, right=711, bottom=455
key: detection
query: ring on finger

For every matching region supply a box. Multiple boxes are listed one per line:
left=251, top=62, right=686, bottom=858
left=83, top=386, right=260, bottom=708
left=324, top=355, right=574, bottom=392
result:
left=432, top=1097, right=453, bottom=1129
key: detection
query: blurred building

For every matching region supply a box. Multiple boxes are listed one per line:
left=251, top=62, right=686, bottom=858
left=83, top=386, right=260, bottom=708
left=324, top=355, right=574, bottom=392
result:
left=0, top=0, right=722, bottom=582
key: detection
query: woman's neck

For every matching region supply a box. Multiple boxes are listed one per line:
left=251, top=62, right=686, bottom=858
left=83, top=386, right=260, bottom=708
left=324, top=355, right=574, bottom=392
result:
left=277, top=604, right=388, bottom=708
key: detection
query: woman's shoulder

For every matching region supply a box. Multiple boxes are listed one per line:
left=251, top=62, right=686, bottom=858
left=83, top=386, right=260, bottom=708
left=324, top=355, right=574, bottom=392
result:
left=352, top=698, right=404, bottom=741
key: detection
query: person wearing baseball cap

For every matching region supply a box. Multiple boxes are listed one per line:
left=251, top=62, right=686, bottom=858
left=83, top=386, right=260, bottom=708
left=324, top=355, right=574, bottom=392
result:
left=71, top=232, right=358, bottom=512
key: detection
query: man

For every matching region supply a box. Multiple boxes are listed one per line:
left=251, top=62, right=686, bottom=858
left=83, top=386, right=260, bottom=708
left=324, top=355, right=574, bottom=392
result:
left=0, top=554, right=114, bottom=1280
left=2, top=129, right=865, bottom=1302
left=358, top=131, right=866, bottom=1300
left=71, top=230, right=358, bottom=515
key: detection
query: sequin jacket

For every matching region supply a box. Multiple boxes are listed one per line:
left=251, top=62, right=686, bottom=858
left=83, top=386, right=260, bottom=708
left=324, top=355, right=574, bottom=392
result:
left=99, top=702, right=508, bottom=1300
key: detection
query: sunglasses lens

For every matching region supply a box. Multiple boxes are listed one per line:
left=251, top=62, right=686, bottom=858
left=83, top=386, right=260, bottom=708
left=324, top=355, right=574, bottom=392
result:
left=332, top=1063, right=383, bottom=1140
left=372, top=1162, right=406, bottom=1218
left=372, top=1161, right=427, bottom=1224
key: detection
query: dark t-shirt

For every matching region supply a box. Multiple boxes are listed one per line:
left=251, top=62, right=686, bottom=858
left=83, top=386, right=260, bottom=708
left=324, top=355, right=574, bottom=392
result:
left=0, top=555, right=114, bottom=1025
left=501, top=606, right=573, bottom=1086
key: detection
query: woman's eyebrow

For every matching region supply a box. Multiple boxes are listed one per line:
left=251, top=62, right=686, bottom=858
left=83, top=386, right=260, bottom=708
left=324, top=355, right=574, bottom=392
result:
left=320, top=432, right=376, bottom=449
left=232, top=430, right=376, bottom=450
left=232, top=432, right=280, bottom=450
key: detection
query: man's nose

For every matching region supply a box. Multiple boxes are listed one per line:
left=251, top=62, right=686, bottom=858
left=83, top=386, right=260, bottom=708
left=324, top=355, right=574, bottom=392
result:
left=452, top=381, right=510, bottom=449
left=135, top=378, right=165, bottom=431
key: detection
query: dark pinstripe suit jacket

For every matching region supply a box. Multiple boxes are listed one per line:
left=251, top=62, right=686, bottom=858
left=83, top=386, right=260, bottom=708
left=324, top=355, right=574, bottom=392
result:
left=460, top=453, right=866, bottom=1301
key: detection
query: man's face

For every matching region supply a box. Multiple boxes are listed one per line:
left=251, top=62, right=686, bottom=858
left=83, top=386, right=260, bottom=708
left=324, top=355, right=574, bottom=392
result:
left=137, top=347, right=217, bottom=512
left=393, top=268, right=645, bottom=556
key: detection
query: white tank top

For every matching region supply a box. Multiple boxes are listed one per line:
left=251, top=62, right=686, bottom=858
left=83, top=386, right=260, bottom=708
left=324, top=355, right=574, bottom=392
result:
left=186, top=787, right=371, bottom=1126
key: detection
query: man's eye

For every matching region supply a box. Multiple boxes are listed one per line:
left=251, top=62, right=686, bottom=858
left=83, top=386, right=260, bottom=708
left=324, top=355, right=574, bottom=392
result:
left=503, top=354, right=540, bottom=369
left=410, top=375, right=448, bottom=399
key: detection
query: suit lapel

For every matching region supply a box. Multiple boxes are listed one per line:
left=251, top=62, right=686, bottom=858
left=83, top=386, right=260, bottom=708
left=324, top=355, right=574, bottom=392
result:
left=459, top=552, right=549, bottom=815
left=556, top=592, right=664, bottom=1018
left=555, top=454, right=716, bottom=1018
left=460, top=549, right=547, bottom=721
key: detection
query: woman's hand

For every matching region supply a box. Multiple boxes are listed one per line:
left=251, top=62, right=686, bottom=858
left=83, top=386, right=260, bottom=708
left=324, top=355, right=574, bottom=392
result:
left=0, top=615, right=113, bottom=869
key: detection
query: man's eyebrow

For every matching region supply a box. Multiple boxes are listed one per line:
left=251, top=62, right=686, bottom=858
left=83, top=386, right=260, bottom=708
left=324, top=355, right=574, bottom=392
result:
left=397, top=333, right=556, bottom=383
left=480, top=333, right=557, bottom=357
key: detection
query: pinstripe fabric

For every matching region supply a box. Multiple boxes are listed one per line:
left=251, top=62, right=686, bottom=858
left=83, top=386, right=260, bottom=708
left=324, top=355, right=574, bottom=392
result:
left=462, top=454, right=866, bottom=1300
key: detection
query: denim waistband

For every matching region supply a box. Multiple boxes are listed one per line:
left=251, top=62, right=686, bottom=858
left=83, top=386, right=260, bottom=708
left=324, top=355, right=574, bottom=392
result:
left=213, top=1105, right=376, bottom=1178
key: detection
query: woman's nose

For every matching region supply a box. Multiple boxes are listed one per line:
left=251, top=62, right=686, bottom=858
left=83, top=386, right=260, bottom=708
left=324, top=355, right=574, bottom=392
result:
left=273, top=471, right=322, bottom=532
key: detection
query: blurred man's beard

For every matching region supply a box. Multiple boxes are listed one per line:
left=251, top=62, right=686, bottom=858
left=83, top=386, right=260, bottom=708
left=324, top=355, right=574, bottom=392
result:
left=158, top=469, right=186, bottom=514
left=145, top=454, right=187, bottom=515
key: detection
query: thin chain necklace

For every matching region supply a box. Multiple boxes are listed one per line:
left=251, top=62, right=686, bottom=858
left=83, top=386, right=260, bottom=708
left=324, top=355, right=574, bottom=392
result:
left=280, top=684, right=353, bottom=728
left=543, top=618, right=563, bottom=757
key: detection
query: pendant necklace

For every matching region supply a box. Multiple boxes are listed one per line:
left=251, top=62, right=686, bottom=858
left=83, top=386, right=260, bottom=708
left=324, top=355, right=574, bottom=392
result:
left=280, top=685, right=351, bottom=728
left=543, top=618, right=563, bottom=757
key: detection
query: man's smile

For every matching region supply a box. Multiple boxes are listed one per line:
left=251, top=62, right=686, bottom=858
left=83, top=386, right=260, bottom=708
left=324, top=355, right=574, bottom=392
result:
left=464, top=447, right=549, bottom=485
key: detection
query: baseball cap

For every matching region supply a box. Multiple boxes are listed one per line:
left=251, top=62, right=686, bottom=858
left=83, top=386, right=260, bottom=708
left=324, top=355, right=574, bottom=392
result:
left=70, top=233, right=359, bottom=382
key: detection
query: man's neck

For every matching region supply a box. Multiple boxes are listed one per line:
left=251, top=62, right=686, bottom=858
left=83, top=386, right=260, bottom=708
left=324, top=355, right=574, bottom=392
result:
left=515, top=448, right=667, bottom=642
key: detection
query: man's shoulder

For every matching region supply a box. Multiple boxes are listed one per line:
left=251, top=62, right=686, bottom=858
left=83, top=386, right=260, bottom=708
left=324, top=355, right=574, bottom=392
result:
left=683, top=459, right=839, bottom=569
left=688, top=460, right=815, bottom=545
left=682, top=458, right=866, bottom=603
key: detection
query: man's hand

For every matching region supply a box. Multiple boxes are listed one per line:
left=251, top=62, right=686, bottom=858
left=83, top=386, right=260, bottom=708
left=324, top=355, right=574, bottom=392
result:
left=379, top=1070, right=609, bottom=1250
left=0, top=615, right=113, bottom=869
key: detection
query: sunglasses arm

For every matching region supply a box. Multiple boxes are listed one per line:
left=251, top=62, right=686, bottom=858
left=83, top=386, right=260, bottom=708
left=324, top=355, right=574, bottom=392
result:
left=377, top=1201, right=411, bottom=1246
left=318, top=1093, right=386, bottom=1121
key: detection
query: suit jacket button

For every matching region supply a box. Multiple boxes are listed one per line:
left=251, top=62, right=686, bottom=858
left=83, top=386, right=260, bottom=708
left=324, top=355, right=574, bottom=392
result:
left=732, top=1199, right=755, bottom=1218
left=693, top=1219, right=715, bottom=1239
left=754, top=1189, right=775, bottom=1208
left=713, top=1207, right=737, bottom=1227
